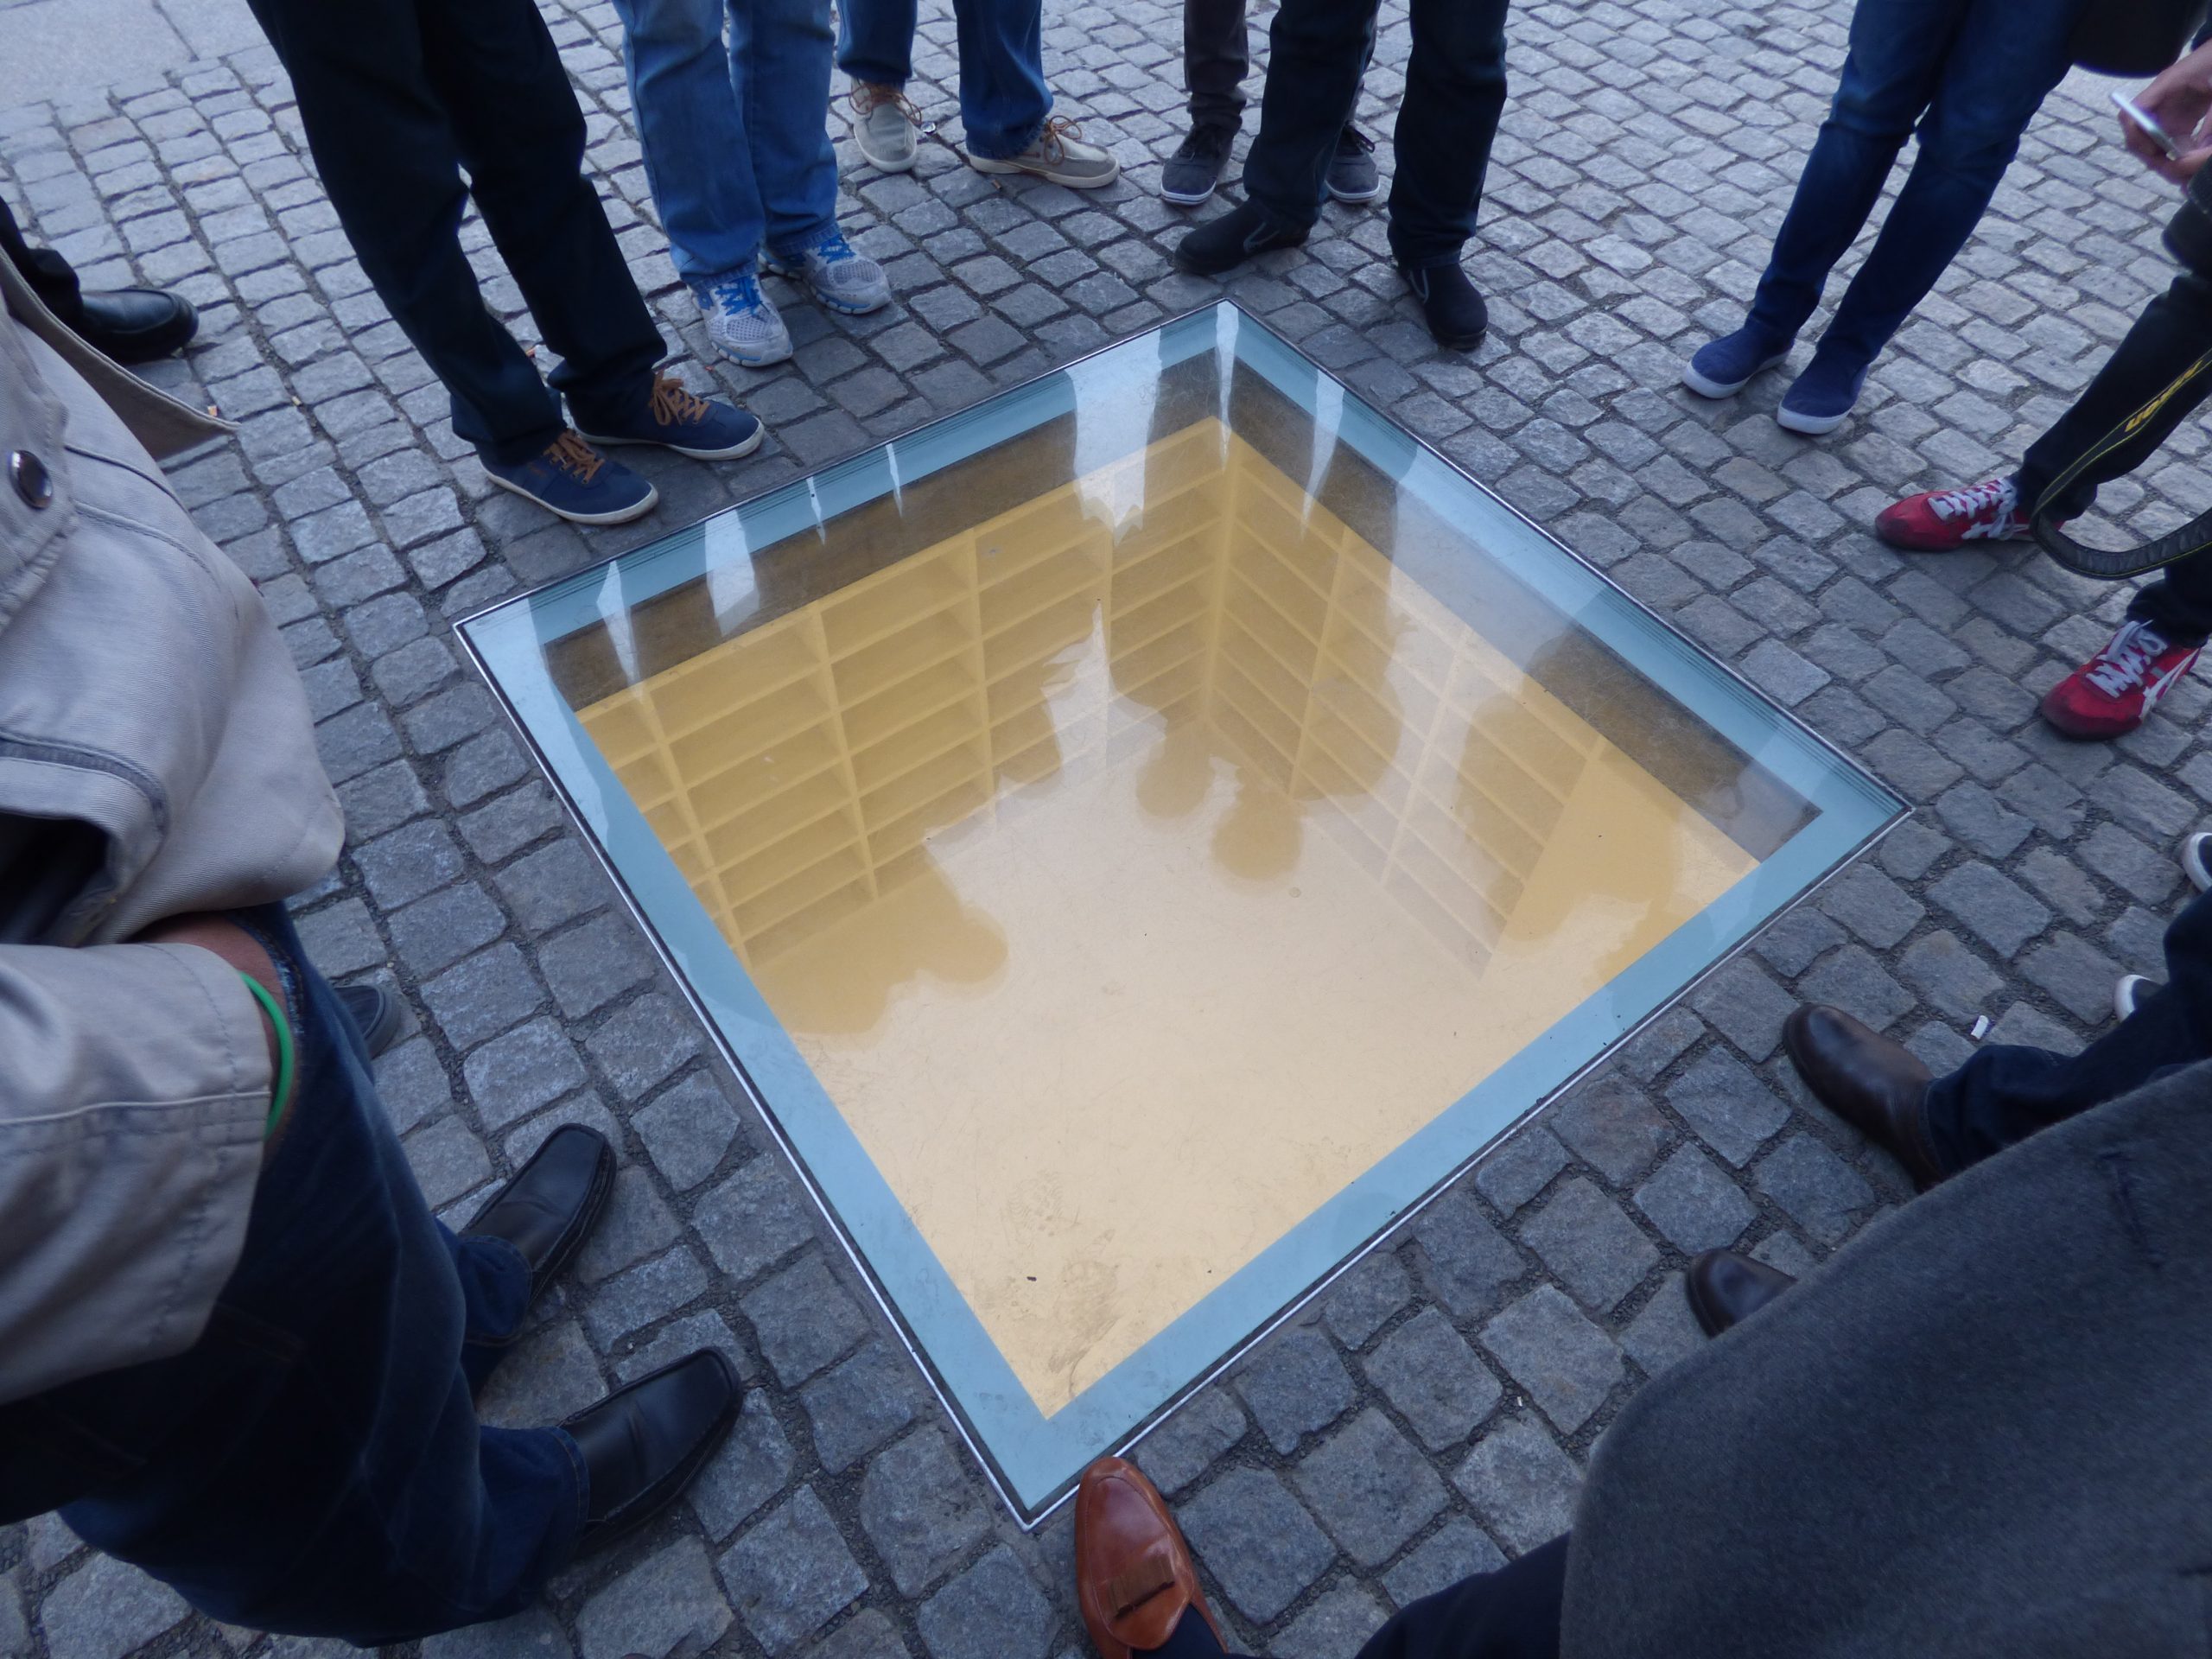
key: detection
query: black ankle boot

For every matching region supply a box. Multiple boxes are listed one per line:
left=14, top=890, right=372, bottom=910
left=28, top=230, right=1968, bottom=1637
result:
left=1401, top=260, right=1487, bottom=351
left=1173, top=200, right=1308, bottom=277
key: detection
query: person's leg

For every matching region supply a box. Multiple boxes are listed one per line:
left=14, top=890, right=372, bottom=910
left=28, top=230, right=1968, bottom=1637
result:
left=0, top=198, right=83, bottom=325
left=949, top=0, right=1051, bottom=159
left=744, top=0, right=841, bottom=254
left=44, top=905, right=578, bottom=1642
left=1736, top=0, right=1964, bottom=346
left=1239, top=0, right=1378, bottom=228
left=1184, top=0, right=1246, bottom=131
left=1923, top=887, right=2212, bottom=1172
left=1382, top=0, right=1508, bottom=269
left=836, top=0, right=918, bottom=86
left=1812, top=0, right=2083, bottom=366
left=411, top=0, right=666, bottom=435
left=240, top=0, right=568, bottom=465
left=609, top=0, right=766, bottom=286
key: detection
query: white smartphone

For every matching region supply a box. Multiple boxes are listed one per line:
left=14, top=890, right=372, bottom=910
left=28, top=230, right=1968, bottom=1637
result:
left=2113, top=90, right=2188, bottom=160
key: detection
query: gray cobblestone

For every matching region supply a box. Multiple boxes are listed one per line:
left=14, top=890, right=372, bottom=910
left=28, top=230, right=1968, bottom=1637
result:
left=575, top=1538, right=730, bottom=1659
left=917, top=1547, right=1055, bottom=1659
left=721, top=1488, right=868, bottom=1656
left=1472, top=1125, right=1569, bottom=1217
left=39, top=1554, right=189, bottom=1659
left=1382, top=1519, right=1505, bottom=1609
left=588, top=989, right=705, bottom=1097
left=1667, top=1050, right=1789, bottom=1167
left=1321, top=1252, right=1414, bottom=1351
left=1634, top=1145, right=1757, bottom=1252
left=803, top=1341, right=930, bottom=1476
left=1233, top=1322, right=1357, bottom=1454
left=1516, top=1178, right=1657, bottom=1314
left=1410, top=1189, right=1525, bottom=1319
left=1451, top=1416, right=1580, bottom=1554
left=744, top=1254, right=871, bottom=1387
left=1180, top=1468, right=1337, bottom=1623
left=859, top=1428, right=992, bottom=1595
left=1756, top=1133, right=1878, bottom=1246
left=1362, top=1306, right=1502, bottom=1452
left=1547, top=1077, right=1669, bottom=1185
left=1480, top=1285, right=1623, bottom=1435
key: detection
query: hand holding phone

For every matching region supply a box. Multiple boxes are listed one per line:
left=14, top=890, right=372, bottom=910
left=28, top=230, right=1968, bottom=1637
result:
left=2114, top=90, right=2187, bottom=159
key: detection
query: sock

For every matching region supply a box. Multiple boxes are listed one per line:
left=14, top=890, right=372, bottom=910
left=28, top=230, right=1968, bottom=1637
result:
left=1138, top=1607, right=1225, bottom=1659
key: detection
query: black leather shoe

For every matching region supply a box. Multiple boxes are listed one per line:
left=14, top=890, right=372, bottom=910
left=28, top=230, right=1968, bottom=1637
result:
left=1173, top=200, right=1308, bottom=276
left=1685, top=1249, right=1796, bottom=1337
left=463, top=1124, right=616, bottom=1305
left=1401, top=261, right=1487, bottom=351
left=73, top=288, right=198, bottom=365
left=335, top=982, right=412, bottom=1058
left=1784, top=1005, right=1944, bottom=1189
left=566, top=1350, right=741, bottom=1553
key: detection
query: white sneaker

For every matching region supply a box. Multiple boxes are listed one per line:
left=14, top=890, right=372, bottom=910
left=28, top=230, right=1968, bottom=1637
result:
left=763, top=228, right=891, bottom=316
left=2114, top=973, right=2153, bottom=1021
left=2183, top=830, right=2212, bottom=893
left=696, top=270, right=791, bottom=368
left=967, top=116, right=1120, bottom=188
left=849, top=83, right=921, bottom=173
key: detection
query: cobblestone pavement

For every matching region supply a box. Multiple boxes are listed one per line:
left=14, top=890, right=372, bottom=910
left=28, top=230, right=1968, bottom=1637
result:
left=3, top=0, right=2202, bottom=1655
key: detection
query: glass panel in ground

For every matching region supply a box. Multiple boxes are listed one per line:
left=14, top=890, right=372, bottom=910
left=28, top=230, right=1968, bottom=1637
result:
left=538, top=334, right=1818, bottom=1420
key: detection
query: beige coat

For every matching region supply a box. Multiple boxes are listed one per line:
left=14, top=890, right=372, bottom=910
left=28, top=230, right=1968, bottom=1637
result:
left=0, top=266, right=343, bottom=1404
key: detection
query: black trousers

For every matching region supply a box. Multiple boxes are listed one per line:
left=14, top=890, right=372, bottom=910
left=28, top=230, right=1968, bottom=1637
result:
left=1231, top=1537, right=1566, bottom=1659
left=2016, top=269, right=2212, bottom=645
left=0, top=200, right=84, bottom=326
left=241, top=0, right=664, bottom=463
left=1185, top=0, right=1248, bottom=128
left=1240, top=0, right=1508, bottom=264
left=1923, top=887, right=2212, bottom=1173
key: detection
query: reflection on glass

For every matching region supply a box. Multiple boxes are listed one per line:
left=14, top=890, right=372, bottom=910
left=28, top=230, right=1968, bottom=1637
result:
left=472, top=305, right=1897, bottom=1511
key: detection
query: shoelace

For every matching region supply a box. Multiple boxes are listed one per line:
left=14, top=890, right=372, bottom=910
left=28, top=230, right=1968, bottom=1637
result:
left=850, top=82, right=928, bottom=128
left=1177, top=124, right=1235, bottom=162
left=2085, top=620, right=2172, bottom=697
left=1034, top=114, right=1088, bottom=165
left=1338, top=124, right=1376, bottom=156
left=648, top=372, right=714, bottom=429
left=805, top=231, right=857, bottom=268
left=545, top=430, right=604, bottom=483
left=1928, top=476, right=2015, bottom=524
left=707, top=270, right=768, bottom=316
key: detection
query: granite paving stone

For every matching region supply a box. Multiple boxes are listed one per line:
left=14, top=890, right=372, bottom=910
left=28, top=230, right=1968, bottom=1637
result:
left=1290, top=1408, right=1450, bottom=1567
left=721, top=1488, right=869, bottom=1656
left=1479, top=1286, right=1624, bottom=1435
left=1179, top=1468, right=1338, bottom=1624
left=1451, top=1417, right=1581, bottom=1555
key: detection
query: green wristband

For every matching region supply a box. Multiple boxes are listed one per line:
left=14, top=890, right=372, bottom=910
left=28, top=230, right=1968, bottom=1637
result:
left=238, top=974, right=294, bottom=1138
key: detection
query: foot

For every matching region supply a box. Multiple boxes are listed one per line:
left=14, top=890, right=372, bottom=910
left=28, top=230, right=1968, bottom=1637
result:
left=1075, top=1457, right=1225, bottom=1659
left=2115, top=972, right=2153, bottom=1022
left=335, top=982, right=412, bottom=1058
left=763, top=227, right=891, bottom=317
left=1875, top=475, right=2044, bottom=551
left=849, top=82, right=921, bottom=173
left=1680, top=325, right=1789, bottom=399
left=1783, top=1005, right=1943, bottom=1189
left=968, top=117, right=1121, bottom=188
left=1401, top=261, right=1487, bottom=351
left=73, top=287, right=198, bottom=364
left=1161, top=122, right=1236, bottom=207
left=463, top=1124, right=617, bottom=1305
left=1325, top=124, right=1380, bottom=203
left=482, top=431, right=657, bottom=526
left=692, top=269, right=792, bottom=368
left=2039, top=618, right=2203, bottom=741
left=564, top=1351, right=741, bottom=1554
left=1173, top=199, right=1307, bottom=276
left=2183, top=830, right=2212, bottom=893
left=1776, top=348, right=1870, bottom=435
left=1684, top=1249, right=1796, bottom=1337
left=577, top=369, right=764, bottom=462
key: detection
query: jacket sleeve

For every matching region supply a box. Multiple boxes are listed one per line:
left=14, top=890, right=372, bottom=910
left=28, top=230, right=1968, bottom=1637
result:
left=0, top=939, right=270, bottom=1405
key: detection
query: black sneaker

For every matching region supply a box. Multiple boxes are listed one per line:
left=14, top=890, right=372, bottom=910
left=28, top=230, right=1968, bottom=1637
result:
left=1173, top=200, right=1309, bottom=276
left=1162, top=123, right=1236, bottom=207
left=482, top=431, right=658, bottom=526
left=1402, top=260, right=1487, bottom=351
left=335, top=982, right=412, bottom=1058
left=1325, top=125, right=1379, bottom=203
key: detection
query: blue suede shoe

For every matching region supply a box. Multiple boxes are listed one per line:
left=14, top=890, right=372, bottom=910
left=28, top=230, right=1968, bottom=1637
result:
left=575, top=370, right=766, bottom=461
left=1777, top=350, right=1871, bottom=435
left=1681, top=326, right=1790, bottom=398
left=482, top=431, right=658, bottom=526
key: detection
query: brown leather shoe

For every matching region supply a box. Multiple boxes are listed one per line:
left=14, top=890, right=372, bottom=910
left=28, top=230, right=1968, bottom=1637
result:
left=1076, top=1457, right=1224, bottom=1659
left=1685, top=1249, right=1796, bottom=1337
left=1783, top=1004, right=1944, bottom=1190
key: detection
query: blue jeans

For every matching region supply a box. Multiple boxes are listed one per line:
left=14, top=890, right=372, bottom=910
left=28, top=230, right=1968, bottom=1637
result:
left=1745, top=0, right=2082, bottom=368
left=0, top=906, right=582, bottom=1643
left=836, top=0, right=1049, bottom=159
left=1240, top=0, right=1507, bottom=264
left=1923, top=889, right=2212, bottom=1173
left=612, top=0, right=840, bottom=284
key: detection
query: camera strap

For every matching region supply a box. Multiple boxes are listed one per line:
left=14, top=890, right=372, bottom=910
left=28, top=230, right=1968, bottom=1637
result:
left=2030, top=340, right=2212, bottom=578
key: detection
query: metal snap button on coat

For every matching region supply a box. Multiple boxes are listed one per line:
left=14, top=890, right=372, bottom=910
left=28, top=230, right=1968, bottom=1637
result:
left=10, top=450, right=53, bottom=509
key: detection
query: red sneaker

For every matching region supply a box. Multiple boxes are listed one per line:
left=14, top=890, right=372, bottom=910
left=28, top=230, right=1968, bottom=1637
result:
left=1874, top=476, right=2047, bottom=551
left=2039, top=619, right=2202, bottom=740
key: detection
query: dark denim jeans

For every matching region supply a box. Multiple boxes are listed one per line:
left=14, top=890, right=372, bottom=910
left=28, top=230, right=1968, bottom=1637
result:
left=0, top=905, right=582, bottom=1643
left=1240, top=0, right=1507, bottom=266
left=836, top=0, right=1049, bottom=159
left=243, top=0, right=665, bottom=464
left=2016, top=270, right=2212, bottom=645
left=1745, top=0, right=2082, bottom=368
left=1923, top=888, right=2212, bottom=1173
left=1185, top=0, right=1247, bottom=129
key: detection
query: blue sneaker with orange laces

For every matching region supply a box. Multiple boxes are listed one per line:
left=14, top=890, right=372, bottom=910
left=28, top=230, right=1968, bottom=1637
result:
left=575, top=369, right=765, bottom=461
left=481, top=430, right=658, bottom=526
